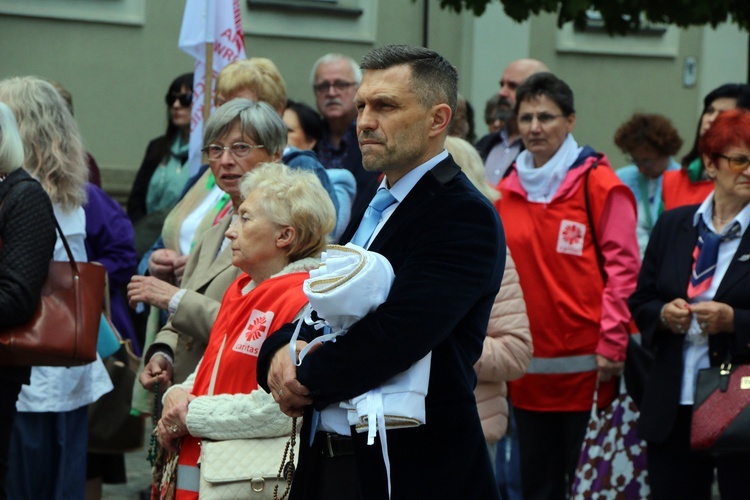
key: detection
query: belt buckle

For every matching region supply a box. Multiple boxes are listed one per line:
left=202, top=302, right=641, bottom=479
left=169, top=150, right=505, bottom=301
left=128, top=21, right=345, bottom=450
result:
left=325, top=433, right=335, bottom=458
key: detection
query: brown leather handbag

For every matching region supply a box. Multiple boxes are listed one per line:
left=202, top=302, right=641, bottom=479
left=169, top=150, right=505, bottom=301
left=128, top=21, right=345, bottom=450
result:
left=0, top=216, right=106, bottom=366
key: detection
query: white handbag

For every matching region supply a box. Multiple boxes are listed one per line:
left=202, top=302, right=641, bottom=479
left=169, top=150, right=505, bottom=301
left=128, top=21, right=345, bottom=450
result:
left=199, top=432, right=299, bottom=500
left=197, top=337, right=299, bottom=500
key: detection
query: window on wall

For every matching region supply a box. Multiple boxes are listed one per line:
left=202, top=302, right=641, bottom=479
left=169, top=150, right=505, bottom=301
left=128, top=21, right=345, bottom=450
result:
left=556, top=9, right=678, bottom=58
left=244, top=0, right=374, bottom=43
left=247, top=0, right=363, bottom=17
left=0, top=0, right=145, bottom=26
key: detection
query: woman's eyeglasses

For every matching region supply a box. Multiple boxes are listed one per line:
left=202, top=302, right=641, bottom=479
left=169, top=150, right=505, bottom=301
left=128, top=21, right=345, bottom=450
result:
left=717, top=154, right=750, bottom=172
left=518, top=113, right=564, bottom=126
left=202, top=142, right=265, bottom=160
left=165, top=92, right=193, bottom=107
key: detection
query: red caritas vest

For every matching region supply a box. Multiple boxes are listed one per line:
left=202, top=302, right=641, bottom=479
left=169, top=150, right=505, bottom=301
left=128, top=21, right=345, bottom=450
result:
left=191, top=271, right=309, bottom=397
left=662, top=169, right=713, bottom=211
left=176, top=271, right=310, bottom=499
left=497, top=155, right=631, bottom=412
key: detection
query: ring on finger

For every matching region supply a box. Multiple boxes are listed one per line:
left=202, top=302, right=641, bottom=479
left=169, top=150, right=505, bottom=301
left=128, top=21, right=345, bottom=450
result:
left=278, top=389, right=284, bottom=397
left=699, top=321, right=708, bottom=331
left=170, top=425, right=179, bottom=433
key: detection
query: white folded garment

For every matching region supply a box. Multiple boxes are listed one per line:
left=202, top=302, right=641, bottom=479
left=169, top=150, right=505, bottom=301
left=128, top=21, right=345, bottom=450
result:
left=294, top=243, right=431, bottom=439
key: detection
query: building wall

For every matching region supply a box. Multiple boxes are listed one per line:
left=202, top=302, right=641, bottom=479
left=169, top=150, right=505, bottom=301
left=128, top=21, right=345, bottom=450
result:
left=0, top=2, right=747, bottom=200
left=0, top=0, right=471, bottom=199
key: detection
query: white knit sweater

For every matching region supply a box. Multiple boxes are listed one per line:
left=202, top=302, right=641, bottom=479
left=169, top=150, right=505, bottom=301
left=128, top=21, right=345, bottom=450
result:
left=167, top=257, right=321, bottom=441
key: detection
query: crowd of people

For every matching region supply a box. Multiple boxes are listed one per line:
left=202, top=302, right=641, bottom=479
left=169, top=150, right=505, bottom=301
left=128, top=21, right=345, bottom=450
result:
left=0, top=41, right=748, bottom=500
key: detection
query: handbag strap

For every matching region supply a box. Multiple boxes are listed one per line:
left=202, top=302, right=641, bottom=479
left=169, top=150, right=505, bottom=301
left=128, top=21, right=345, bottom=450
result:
left=3, top=178, right=80, bottom=276
left=583, top=162, right=606, bottom=282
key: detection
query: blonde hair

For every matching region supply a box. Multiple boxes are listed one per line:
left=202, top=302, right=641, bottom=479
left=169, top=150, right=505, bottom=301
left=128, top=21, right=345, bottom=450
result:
left=444, top=136, right=500, bottom=202
left=0, top=77, right=87, bottom=209
left=239, top=163, right=335, bottom=261
left=215, top=58, right=287, bottom=114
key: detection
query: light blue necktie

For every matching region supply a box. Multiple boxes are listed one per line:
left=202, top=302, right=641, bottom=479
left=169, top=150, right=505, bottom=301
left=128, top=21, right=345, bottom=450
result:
left=350, top=188, right=397, bottom=247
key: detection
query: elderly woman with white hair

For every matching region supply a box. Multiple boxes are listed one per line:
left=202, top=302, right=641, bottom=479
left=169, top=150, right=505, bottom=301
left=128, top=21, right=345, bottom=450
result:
left=154, top=162, right=335, bottom=498
left=0, top=76, right=113, bottom=499
left=0, top=100, right=57, bottom=498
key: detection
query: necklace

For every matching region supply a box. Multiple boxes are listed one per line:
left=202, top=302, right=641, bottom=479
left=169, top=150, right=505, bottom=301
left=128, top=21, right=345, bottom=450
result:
left=712, top=214, right=735, bottom=224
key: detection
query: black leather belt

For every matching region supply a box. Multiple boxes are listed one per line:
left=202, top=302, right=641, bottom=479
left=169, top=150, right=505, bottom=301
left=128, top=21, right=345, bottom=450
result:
left=315, top=432, right=355, bottom=458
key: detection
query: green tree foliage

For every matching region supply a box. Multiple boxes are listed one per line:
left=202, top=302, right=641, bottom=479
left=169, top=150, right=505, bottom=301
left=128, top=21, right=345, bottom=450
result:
left=436, top=0, right=750, bottom=35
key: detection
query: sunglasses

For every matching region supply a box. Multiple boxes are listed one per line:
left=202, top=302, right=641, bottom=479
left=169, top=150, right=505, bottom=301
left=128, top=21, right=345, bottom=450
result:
left=716, top=154, right=750, bottom=172
left=165, top=92, right=193, bottom=107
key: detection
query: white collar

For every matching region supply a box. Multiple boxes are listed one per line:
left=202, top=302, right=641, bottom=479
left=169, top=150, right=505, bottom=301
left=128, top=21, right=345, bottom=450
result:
left=693, top=192, right=750, bottom=237
left=382, top=149, right=449, bottom=203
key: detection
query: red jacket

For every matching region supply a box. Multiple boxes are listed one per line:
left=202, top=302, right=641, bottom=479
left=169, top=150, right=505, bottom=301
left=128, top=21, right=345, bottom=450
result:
left=497, top=149, right=638, bottom=411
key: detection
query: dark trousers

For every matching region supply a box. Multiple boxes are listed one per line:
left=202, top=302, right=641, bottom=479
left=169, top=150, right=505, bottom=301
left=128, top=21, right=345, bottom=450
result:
left=7, top=406, right=89, bottom=500
left=0, top=380, right=25, bottom=500
left=514, top=407, right=589, bottom=500
left=305, top=433, right=363, bottom=500
left=647, top=405, right=750, bottom=500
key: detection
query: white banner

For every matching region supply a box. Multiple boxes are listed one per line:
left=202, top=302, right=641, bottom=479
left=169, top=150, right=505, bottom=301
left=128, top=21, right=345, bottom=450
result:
left=178, top=0, right=246, bottom=175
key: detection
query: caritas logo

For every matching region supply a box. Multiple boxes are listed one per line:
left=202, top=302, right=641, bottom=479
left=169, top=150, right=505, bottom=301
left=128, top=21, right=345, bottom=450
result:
left=556, top=220, right=586, bottom=256
left=232, top=310, right=275, bottom=357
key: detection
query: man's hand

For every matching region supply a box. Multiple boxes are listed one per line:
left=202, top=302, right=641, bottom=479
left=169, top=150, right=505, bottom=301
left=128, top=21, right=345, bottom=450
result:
left=268, top=341, right=313, bottom=417
left=596, top=354, right=624, bottom=383
left=156, top=387, right=195, bottom=452
left=139, top=354, right=173, bottom=391
left=149, top=249, right=180, bottom=282
left=127, top=275, right=180, bottom=310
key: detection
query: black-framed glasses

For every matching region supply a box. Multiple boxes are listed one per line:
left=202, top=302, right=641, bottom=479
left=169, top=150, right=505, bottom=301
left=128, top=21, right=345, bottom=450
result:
left=202, top=142, right=265, bottom=160
left=165, top=92, right=193, bottom=107
left=717, top=154, right=750, bottom=172
left=518, top=113, right=564, bottom=126
left=312, top=80, right=356, bottom=95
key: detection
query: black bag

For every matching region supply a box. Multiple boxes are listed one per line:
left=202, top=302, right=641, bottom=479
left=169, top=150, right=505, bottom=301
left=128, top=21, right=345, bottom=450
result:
left=691, top=361, right=750, bottom=453
left=623, top=334, right=653, bottom=410
left=88, top=341, right=145, bottom=453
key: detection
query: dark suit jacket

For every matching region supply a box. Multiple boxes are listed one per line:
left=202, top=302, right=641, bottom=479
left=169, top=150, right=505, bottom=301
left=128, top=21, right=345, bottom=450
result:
left=629, top=204, right=750, bottom=443
left=258, top=156, right=505, bottom=499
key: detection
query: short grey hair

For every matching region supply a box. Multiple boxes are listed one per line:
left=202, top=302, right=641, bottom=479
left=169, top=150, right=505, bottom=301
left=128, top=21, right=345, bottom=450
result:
left=0, top=101, right=23, bottom=175
left=203, top=98, right=287, bottom=155
left=310, top=53, right=362, bottom=85
left=239, top=162, right=335, bottom=261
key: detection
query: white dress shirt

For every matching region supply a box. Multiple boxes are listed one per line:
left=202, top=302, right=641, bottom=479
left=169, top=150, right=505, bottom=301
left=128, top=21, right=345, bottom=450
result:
left=680, top=194, right=750, bottom=404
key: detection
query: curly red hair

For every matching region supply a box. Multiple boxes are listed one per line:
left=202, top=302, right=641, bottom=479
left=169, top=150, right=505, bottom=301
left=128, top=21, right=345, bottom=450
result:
left=614, top=113, right=682, bottom=156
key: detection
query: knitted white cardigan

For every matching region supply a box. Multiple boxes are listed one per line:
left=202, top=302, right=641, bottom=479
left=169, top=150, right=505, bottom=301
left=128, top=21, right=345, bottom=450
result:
left=167, top=257, right=320, bottom=441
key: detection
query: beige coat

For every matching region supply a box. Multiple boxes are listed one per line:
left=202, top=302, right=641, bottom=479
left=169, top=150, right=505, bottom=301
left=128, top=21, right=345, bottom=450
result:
left=473, top=249, right=532, bottom=443
left=133, top=216, right=243, bottom=414
left=151, top=215, right=243, bottom=384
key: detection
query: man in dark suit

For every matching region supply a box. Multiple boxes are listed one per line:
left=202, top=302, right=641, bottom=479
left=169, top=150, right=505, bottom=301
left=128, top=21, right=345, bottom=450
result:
left=258, top=44, right=505, bottom=499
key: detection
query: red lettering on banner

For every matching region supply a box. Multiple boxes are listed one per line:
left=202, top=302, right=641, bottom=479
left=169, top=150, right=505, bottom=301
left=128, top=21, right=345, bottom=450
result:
left=213, top=41, right=236, bottom=61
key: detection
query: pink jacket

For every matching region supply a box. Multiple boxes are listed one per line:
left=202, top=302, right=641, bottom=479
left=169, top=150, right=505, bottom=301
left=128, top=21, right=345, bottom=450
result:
left=473, top=249, right=532, bottom=443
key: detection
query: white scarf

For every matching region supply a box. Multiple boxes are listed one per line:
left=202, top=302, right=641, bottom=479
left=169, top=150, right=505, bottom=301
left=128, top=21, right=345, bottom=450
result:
left=516, top=134, right=583, bottom=203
